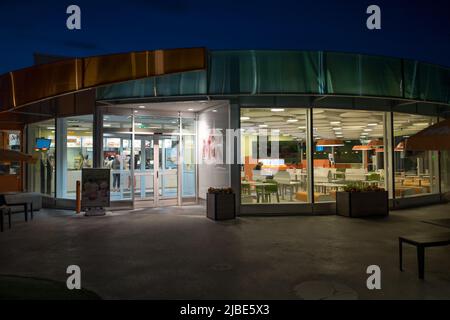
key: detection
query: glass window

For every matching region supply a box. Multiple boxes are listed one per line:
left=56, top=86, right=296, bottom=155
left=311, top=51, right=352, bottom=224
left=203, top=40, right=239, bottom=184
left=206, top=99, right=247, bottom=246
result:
left=240, top=108, right=309, bottom=204
left=103, top=114, right=133, bottom=201
left=441, top=150, right=450, bottom=199
left=182, top=117, right=196, bottom=199
left=0, top=130, right=22, bottom=176
left=27, top=119, right=56, bottom=197
left=313, top=109, right=386, bottom=202
left=393, top=113, right=439, bottom=198
left=58, top=115, right=93, bottom=199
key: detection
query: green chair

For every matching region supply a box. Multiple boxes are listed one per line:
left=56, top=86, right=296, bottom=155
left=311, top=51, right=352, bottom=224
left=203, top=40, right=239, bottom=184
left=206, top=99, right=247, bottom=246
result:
left=256, top=180, right=280, bottom=203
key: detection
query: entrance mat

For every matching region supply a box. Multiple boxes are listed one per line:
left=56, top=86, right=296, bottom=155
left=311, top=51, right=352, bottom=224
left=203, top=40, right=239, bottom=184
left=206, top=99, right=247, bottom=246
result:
left=421, top=219, right=450, bottom=229
left=0, top=275, right=101, bottom=300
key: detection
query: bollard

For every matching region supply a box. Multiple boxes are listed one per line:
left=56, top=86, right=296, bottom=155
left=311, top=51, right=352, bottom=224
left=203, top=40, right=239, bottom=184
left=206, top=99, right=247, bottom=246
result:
left=76, top=180, right=81, bottom=214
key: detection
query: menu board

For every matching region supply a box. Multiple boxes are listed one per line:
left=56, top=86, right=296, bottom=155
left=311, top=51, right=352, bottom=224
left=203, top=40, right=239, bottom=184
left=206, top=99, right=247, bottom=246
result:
left=81, top=168, right=111, bottom=209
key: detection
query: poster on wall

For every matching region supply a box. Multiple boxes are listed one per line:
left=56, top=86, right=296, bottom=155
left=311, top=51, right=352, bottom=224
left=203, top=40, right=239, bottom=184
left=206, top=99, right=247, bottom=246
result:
left=82, top=168, right=110, bottom=215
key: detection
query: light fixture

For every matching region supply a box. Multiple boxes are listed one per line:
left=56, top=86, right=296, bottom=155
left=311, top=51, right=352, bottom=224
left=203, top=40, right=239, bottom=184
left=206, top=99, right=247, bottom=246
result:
left=363, top=129, right=373, bottom=132
left=330, top=121, right=341, bottom=125
left=271, top=108, right=285, bottom=112
left=352, top=145, right=372, bottom=151
left=287, top=119, right=298, bottom=123
left=47, top=127, right=55, bottom=130
left=316, top=139, right=345, bottom=147
left=138, top=105, right=146, bottom=109
left=188, top=108, right=194, bottom=111
left=368, top=123, right=378, bottom=126
left=104, top=124, right=112, bottom=128
left=298, top=126, right=306, bottom=129
left=259, top=124, right=268, bottom=128
left=240, top=117, right=250, bottom=121
left=332, top=127, right=342, bottom=131
left=212, top=110, right=218, bottom=113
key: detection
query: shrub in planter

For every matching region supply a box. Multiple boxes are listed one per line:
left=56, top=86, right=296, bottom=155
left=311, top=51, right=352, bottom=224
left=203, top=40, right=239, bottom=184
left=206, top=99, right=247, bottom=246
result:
left=207, top=188, right=236, bottom=221
left=337, top=182, right=388, bottom=218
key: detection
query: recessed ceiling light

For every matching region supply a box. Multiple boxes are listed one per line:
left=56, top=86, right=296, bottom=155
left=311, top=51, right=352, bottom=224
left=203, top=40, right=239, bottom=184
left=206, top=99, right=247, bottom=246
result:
left=240, top=117, right=250, bottom=121
left=368, top=123, right=378, bottom=126
left=259, top=124, right=268, bottom=128
left=330, top=121, right=341, bottom=125
left=271, top=108, right=285, bottom=112
left=332, top=127, right=342, bottom=131
left=138, top=105, right=146, bottom=109
left=104, top=124, right=112, bottom=127
left=287, top=119, right=298, bottom=123
left=134, top=110, right=139, bottom=113
left=298, top=126, right=306, bottom=129
left=212, top=110, right=218, bottom=113
left=188, top=108, right=194, bottom=111
left=363, top=129, right=373, bottom=132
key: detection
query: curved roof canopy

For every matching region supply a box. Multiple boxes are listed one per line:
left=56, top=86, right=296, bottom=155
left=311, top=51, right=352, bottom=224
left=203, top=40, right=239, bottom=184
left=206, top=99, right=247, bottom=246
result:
left=1, top=48, right=449, bottom=118
left=0, top=47, right=206, bottom=112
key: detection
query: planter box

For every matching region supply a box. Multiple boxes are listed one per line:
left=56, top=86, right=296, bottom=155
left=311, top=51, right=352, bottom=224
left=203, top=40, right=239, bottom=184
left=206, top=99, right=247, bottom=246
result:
left=207, top=193, right=236, bottom=221
left=336, top=191, right=388, bottom=218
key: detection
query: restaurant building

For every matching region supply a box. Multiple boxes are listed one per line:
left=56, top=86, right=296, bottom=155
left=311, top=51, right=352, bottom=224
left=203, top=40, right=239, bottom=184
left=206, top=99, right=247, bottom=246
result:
left=0, top=47, right=449, bottom=215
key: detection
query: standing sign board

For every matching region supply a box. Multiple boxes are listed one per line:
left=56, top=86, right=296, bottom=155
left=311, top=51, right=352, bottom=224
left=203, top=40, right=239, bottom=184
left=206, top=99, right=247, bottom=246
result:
left=82, top=168, right=110, bottom=216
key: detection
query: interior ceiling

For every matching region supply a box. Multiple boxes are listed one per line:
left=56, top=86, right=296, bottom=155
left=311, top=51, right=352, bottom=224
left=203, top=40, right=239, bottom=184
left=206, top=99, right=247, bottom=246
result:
left=240, top=108, right=435, bottom=141
left=110, top=100, right=228, bottom=113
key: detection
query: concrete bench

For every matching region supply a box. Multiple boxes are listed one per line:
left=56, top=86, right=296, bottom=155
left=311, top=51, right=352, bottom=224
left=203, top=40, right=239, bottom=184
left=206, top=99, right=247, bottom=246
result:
left=399, top=233, right=450, bottom=279
left=1, top=192, right=42, bottom=214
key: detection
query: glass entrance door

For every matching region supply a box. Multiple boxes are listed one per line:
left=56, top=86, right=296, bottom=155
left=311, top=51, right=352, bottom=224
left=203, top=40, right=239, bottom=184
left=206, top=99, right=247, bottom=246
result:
left=133, top=135, right=179, bottom=206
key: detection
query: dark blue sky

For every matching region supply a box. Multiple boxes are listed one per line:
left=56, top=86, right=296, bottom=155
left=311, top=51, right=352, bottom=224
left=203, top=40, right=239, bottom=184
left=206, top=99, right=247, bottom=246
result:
left=0, top=0, right=449, bottom=73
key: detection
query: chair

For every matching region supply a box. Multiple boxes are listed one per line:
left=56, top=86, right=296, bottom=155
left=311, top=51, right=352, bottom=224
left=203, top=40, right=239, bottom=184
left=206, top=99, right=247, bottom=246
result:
left=274, top=171, right=296, bottom=200
left=256, top=180, right=280, bottom=203
left=252, top=170, right=266, bottom=182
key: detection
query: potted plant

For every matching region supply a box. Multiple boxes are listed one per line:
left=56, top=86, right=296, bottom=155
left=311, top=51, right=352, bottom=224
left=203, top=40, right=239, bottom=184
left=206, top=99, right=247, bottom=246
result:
left=336, top=182, right=388, bottom=218
left=207, top=187, right=236, bottom=221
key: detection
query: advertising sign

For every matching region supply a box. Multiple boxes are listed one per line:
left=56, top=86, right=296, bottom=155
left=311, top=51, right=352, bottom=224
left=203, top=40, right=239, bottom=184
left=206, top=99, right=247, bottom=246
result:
left=81, top=168, right=111, bottom=211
